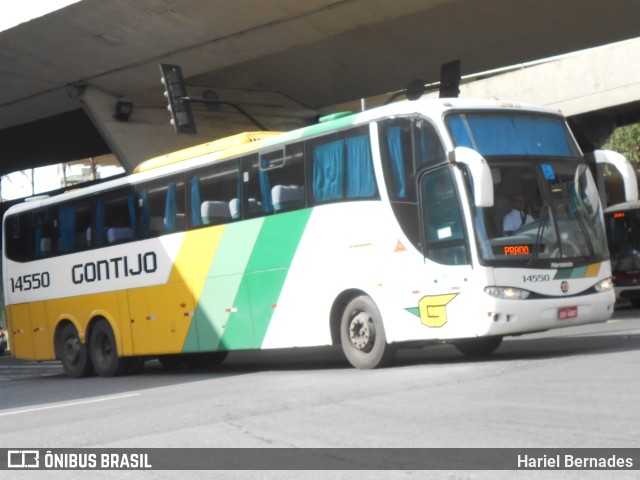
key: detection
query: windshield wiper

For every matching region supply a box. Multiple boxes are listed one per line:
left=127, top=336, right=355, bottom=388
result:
left=528, top=201, right=550, bottom=265
left=567, top=194, right=595, bottom=257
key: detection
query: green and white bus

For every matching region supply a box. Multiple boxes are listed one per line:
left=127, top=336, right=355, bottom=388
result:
left=3, top=98, right=631, bottom=377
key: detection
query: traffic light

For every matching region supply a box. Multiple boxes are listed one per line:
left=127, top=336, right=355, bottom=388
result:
left=159, top=64, right=196, bottom=134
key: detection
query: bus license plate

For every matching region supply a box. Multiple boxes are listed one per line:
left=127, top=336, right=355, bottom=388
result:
left=558, top=306, right=578, bottom=320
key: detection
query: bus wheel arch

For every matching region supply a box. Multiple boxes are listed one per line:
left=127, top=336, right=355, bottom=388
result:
left=333, top=291, right=395, bottom=369
left=88, top=316, right=130, bottom=377
left=330, top=289, right=362, bottom=346
left=56, top=321, right=93, bottom=378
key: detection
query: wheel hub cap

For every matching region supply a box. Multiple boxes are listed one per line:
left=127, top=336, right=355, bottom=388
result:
left=349, top=312, right=374, bottom=351
left=64, top=338, right=80, bottom=364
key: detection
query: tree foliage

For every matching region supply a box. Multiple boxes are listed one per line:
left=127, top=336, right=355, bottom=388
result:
left=603, top=123, right=640, bottom=164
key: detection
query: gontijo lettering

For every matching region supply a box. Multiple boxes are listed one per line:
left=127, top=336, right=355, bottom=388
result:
left=71, top=252, right=158, bottom=284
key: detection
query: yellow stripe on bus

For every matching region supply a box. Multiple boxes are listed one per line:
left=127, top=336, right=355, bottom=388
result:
left=585, top=262, right=601, bottom=277
left=168, top=226, right=225, bottom=299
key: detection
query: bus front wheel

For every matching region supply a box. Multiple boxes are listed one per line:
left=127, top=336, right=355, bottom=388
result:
left=454, top=336, right=503, bottom=357
left=60, top=323, right=93, bottom=378
left=340, top=295, right=395, bottom=369
left=89, top=320, right=130, bottom=377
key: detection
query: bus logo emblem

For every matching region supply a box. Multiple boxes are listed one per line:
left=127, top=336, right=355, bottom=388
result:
left=417, top=293, right=458, bottom=328
left=561, top=281, right=569, bottom=293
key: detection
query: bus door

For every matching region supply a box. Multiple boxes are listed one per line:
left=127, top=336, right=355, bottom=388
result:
left=418, top=165, right=470, bottom=268
left=416, top=165, right=472, bottom=329
left=127, top=281, right=194, bottom=355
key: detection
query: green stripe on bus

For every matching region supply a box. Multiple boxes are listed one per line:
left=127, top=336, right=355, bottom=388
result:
left=183, top=219, right=264, bottom=352
left=554, top=266, right=586, bottom=279
left=261, top=113, right=358, bottom=147
left=221, top=209, right=312, bottom=349
left=183, top=210, right=312, bottom=352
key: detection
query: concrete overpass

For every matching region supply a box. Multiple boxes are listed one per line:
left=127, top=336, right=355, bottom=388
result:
left=1, top=0, right=640, bottom=175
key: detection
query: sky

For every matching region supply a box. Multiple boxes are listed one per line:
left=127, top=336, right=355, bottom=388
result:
left=0, top=1, right=108, bottom=201
left=0, top=0, right=80, bottom=32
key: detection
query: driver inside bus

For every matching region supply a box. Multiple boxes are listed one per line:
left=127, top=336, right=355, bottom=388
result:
left=503, top=195, right=533, bottom=235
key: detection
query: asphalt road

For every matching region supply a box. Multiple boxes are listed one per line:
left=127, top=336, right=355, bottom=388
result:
left=1, top=307, right=639, bottom=480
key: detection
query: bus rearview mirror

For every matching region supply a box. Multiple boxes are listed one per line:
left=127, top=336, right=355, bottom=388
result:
left=452, top=147, right=494, bottom=208
left=591, top=149, right=639, bottom=204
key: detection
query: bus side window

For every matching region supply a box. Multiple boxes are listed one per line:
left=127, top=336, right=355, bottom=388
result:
left=55, top=201, right=93, bottom=253
left=166, top=180, right=186, bottom=231
left=57, top=206, right=76, bottom=253
left=139, top=177, right=185, bottom=237
left=189, top=160, right=239, bottom=227
left=261, top=143, right=306, bottom=213
left=241, top=154, right=270, bottom=218
left=32, top=209, right=53, bottom=258
left=378, top=119, right=445, bottom=251
left=75, top=203, right=92, bottom=250
left=308, top=127, right=377, bottom=205
left=104, top=189, right=136, bottom=243
left=5, top=213, right=32, bottom=262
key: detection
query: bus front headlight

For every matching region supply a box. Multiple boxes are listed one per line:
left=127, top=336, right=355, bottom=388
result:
left=594, top=278, right=614, bottom=292
left=484, top=286, right=530, bottom=300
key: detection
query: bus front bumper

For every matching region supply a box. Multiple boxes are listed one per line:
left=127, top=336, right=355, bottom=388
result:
left=481, top=290, right=616, bottom=337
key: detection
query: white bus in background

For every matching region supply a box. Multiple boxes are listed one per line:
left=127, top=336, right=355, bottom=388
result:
left=3, top=98, right=636, bottom=377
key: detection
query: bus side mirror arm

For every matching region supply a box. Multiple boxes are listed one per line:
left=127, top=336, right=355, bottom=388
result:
left=591, top=149, right=638, bottom=205
left=450, top=147, right=494, bottom=208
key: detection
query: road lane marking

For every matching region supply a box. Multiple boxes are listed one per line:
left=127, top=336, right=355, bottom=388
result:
left=0, top=393, right=140, bottom=417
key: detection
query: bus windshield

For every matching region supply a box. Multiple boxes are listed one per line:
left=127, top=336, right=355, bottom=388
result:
left=446, top=112, right=608, bottom=268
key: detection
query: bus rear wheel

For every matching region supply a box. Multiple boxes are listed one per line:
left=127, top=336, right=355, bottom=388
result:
left=454, top=336, right=503, bottom=357
left=340, top=295, right=395, bottom=369
left=60, top=323, right=93, bottom=378
left=89, top=320, right=130, bottom=377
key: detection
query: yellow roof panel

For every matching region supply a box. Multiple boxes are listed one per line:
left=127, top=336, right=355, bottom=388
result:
left=134, top=131, right=283, bottom=173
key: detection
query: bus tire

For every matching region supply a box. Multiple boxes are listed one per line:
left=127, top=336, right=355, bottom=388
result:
left=89, top=320, right=129, bottom=377
left=340, top=295, right=395, bottom=369
left=60, top=323, right=93, bottom=378
left=454, top=336, right=503, bottom=357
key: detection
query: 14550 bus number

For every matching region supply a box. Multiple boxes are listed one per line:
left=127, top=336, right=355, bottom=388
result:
left=523, top=274, right=551, bottom=283
left=10, top=272, right=51, bottom=293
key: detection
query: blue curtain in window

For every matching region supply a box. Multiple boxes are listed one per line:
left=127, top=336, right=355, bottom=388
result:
left=448, top=114, right=573, bottom=156
left=34, top=225, right=43, bottom=258
left=259, top=170, right=274, bottom=213
left=95, top=200, right=105, bottom=246
left=386, top=127, right=406, bottom=199
left=190, top=177, right=201, bottom=226
left=447, top=116, right=473, bottom=148
left=58, top=206, right=75, bottom=253
left=127, top=193, right=137, bottom=235
left=164, top=182, right=176, bottom=231
left=521, top=117, right=573, bottom=156
left=313, top=140, right=345, bottom=202
left=417, top=123, right=444, bottom=167
left=139, top=189, right=150, bottom=236
left=346, top=135, right=375, bottom=198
